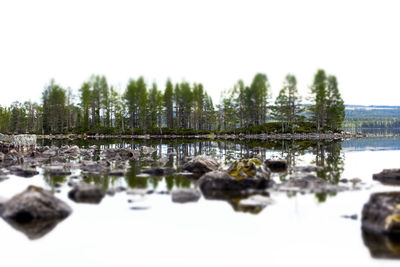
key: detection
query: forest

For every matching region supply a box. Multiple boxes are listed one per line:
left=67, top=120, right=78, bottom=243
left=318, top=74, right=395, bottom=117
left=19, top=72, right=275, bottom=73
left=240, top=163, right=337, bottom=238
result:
left=0, top=69, right=345, bottom=135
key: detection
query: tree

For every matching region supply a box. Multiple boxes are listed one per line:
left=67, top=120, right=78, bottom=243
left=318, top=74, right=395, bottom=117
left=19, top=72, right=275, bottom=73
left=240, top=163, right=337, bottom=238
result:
left=326, top=75, right=345, bottom=131
left=310, top=69, right=327, bottom=132
left=163, top=79, right=174, bottom=129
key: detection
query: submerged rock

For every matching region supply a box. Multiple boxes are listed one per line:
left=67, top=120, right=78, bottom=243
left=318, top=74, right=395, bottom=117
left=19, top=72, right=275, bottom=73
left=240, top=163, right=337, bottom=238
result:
left=172, top=189, right=201, bottom=203
left=8, top=165, right=39, bottom=178
left=264, top=159, right=288, bottom=172
left=362, top=192, right=400, bottom=234
left=68, top=183, right=104, bottom=204
left=142, top=167, right=176, bottom=176
left=373, top=169, right=400, bottom=185
left=0, top=185, right=72, bottom=222
left=182, top=156, right=219, bottom=174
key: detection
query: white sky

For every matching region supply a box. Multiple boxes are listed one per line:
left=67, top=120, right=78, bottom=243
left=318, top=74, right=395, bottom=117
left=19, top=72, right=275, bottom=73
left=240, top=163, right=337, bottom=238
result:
left=0, top=0, right=399, bottom=106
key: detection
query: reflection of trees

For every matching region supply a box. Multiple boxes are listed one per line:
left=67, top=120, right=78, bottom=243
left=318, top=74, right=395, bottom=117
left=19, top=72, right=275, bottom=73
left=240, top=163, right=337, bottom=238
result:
left=313, top=141, right=344, bottom=184
left=43, top=174, right=68, bottom=192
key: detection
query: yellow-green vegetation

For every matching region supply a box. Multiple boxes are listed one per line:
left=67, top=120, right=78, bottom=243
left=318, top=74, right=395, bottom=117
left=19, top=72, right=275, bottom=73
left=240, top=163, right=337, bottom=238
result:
left=228, top=158, right=262, bottom=180
left=385, top=213, right=400, bottom=231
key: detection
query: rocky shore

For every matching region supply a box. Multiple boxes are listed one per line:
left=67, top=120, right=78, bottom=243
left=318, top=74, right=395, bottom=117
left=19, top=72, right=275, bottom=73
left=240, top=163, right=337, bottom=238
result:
left=34, top=132, right=365, bottom=141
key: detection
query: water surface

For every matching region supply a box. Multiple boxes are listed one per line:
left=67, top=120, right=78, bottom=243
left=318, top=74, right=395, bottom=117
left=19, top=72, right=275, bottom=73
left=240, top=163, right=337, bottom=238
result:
left=1, top=137, right=400, bottom=267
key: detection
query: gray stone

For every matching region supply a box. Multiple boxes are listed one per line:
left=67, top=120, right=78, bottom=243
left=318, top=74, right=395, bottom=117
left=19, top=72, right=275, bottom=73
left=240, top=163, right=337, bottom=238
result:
left=172, top=189, right=201, bottom=203
left=8, top=165, right=39, bottom=178
left=182, top=156, right=219, bottom=174
left=290, top=166, right=324, bottom=173
left=0, top=185, right=72, bottom=222
left=68, top=183, right=104, bottom=204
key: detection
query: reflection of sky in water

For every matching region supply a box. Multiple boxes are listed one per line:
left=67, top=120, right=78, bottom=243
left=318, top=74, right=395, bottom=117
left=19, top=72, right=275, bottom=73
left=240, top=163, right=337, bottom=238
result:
left=0, top=138, right=400, bottom=266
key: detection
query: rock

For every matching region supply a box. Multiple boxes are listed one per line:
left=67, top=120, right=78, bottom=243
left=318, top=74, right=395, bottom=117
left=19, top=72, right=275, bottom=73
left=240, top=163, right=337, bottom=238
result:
left=0, top=152, right=4, bottom=162
left=101, top=148, right=139, bottom=160
left=342, top=214, right=358, bottom=220
left=80, top=160, right=111, bottom=174
left=182, top=156, right=219, bottom=174
left=4, top=150, right=23, bottom=164
left=362, top=192, right=400, bottom=234
left=8, top=165, right=39, bottom=178
left=198, top=170, right=274, bottom=200
left=142, top=167, right=176, bottom=176
left=44, top=165, right=72, bottom=176
left=264, top=159, right=288, bottom=172
left=278, top=174, right=347, bottom=194
left=0, top=185, right=71, bottom=222
left=68, top=183, right=104, bottom=204
left=171, top=189, right=201, bottom=203
left=42, top=148, right=58, bottom=157
left=62, top=145, right=80, bottom=155
left=227, top=158, right=271, bottom=180
left=373, top=169, right=400, bottom=185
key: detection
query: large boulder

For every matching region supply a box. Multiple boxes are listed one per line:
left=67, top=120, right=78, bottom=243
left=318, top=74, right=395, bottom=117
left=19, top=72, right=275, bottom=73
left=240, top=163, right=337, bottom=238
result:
left=171, top=189, right=201, bottom=203
left=44, top=165, right=72, bottom=176
left=198, top=169, right=273, bottom=200
left=0, top=186, right=72, bottom=222
left=227, top=158, right=271, bottom=180
left=373, top=169, right=400, bottom=185
left=182, top=156, right=219, bottom=174
left=362, top=192, right=400, bottom=234
left=68, top=183, right=104, bottom=204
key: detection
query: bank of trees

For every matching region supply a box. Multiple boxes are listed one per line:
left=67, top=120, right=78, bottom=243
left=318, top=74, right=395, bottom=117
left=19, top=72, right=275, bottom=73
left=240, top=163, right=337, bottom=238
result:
left=0, top=70, right=345, bottom=134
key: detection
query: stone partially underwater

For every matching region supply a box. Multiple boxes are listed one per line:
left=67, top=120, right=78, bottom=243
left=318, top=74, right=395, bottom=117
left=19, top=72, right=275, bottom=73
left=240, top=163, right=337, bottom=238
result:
left=0, top=186, right=72, bottom=240
left=362, top=192, right=400, bottom=234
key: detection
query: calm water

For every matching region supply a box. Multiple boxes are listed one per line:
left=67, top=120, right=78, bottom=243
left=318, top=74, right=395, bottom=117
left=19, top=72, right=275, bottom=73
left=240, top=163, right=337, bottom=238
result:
left=1, top=137, right=400, bottom=267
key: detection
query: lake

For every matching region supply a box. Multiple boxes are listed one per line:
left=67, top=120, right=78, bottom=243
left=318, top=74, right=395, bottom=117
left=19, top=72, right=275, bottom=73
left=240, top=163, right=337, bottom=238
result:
left=1, top=136, right=400, bottom=267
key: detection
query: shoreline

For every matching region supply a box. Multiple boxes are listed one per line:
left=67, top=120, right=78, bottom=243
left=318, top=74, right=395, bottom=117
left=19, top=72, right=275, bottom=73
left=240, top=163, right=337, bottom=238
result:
left=33, top=132, right=367, bottom=141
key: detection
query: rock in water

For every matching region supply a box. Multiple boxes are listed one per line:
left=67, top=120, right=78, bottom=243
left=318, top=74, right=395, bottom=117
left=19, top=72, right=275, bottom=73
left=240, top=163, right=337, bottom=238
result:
left=198, top=170, right=273, bottom=200
left=362, top=192, right=400, bottom=234
left=264, top=159, right=288, bottom=172
left=68, top=183, right=104, bottom=204
left=182, top=156, right=219, bottom=174
left=373, top=169, right=400, bottom=185
left=172, top=189, right=201, bottom=203
left=0, top=185, right=72, bottom=222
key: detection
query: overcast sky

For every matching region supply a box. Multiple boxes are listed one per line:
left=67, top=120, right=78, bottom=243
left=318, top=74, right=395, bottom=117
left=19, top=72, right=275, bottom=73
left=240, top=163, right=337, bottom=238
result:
left=0, top=0, right=399, bottom=106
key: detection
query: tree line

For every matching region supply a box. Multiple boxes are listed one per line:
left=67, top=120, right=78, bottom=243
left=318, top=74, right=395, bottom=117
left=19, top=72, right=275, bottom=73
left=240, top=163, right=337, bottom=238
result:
left=0, top=69, right=345, bottom=135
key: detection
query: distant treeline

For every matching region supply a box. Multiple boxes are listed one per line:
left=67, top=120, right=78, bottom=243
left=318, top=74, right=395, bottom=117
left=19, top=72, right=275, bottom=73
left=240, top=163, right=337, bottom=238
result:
left=345, top=117, right=400, bottom=129
left=0, top=69, right=344, bottom=135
